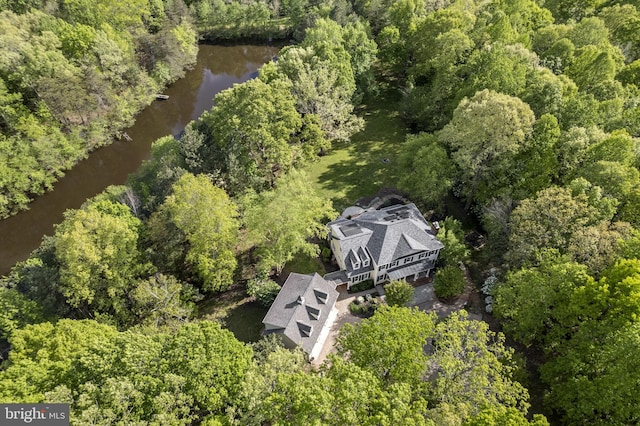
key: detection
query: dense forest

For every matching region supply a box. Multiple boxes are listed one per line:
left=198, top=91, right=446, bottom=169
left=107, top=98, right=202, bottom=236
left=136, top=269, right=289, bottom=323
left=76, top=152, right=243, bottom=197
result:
left=0, top=0, right=198, bottom=218
left=2, top=0, right=640, bottom=424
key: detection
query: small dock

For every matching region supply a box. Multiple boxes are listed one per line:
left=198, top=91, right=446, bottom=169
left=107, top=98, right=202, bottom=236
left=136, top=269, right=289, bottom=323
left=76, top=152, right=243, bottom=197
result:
left=155, top=94, right=169, bottom=100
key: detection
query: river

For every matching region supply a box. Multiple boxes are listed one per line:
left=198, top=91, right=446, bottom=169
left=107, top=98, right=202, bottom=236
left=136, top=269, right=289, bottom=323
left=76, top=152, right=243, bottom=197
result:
left=0, top=44, right=280, bottom=276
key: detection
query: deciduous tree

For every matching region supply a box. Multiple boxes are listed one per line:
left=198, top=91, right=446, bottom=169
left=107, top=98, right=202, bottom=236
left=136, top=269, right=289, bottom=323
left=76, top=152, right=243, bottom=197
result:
left=438, top=90, right=536, bottom=208
left=428, top=311, right=530, bottom=418
left=384, top=279, right=414, bottom=307
left=54, top=200, right=150, bottom=323
left=336, top=306, right=435, bottom=386
left=242, top=169, right=335, bottom=275
left=434, top=265, right=466, bottom=299
left=160, top=173, right=239, bottom=292
left=201, top=78, right=303, bottom=193
left=398, top=133, right=455, bottom=211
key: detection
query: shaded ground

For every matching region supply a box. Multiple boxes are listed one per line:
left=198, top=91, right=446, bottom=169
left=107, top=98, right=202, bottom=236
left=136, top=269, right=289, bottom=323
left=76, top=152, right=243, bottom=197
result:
left=222, top=301, right=269, bottom=343
left=197, top=282, right=266, bottom=343
left=280, top=251, right=327, bottom=278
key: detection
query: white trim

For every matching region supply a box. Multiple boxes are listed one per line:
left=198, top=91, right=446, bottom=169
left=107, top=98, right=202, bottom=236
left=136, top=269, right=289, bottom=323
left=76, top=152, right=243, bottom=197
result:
left=309, top=306, right=338, bottom=361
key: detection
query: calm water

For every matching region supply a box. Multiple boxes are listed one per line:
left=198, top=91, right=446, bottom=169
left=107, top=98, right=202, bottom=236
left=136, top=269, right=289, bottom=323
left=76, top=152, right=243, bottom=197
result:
left=0, top=44, right=280, bottom=276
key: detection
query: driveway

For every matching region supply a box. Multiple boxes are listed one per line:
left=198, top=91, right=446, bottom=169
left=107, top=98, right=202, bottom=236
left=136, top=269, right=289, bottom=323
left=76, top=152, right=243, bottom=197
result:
left=311, top=288, right=374, bottom=365
left=311, top=273, right=481, bottom=365
left=409, top=267, right=482, bottom=321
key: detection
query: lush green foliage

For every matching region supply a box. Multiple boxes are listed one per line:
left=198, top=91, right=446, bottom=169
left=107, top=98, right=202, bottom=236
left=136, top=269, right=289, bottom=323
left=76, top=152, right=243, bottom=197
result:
left=54, top=199, right=152, bottom=323
left=0, top=287, right=45, bottom=341
left=0, top=320, right=252, bottom=422
left=0, top=3, right=197, bottom=218
left=156, top=173, right=239, bottom=292
left=429, top=311, right=530, bottom=417
left=246, top=277, right=281, bottom=307
left=384, top=278, right=414, bottom=306
left=197, top=78, right=306, bottom=193
left=493, top=251, right=591, bottom=348
left=434, top=265, right=466, bottom=299
left=398, top=133, right=454, bottom=210
left=242, top=169, right=335, bottom=275
left=5, top=0, right=640, bottom=423
left=437, top=217, right=470, bottom=267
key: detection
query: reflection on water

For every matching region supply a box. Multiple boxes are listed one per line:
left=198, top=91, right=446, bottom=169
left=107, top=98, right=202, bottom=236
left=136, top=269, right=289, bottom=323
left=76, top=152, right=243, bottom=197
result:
left=0, top=44, right=280, bottom=276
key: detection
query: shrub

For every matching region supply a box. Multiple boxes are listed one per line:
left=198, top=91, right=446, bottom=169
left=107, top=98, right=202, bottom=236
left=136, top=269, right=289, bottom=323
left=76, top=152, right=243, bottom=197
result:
left=349, top=296, right=381, bottom=316
left=437, top=217, right=470, bottom=267
left=321, top=247, right=332, bottom=262
left=434, top=266, right=466, bottom=299
left=247, top=277, right=281, bottom=307
left=384, top=279, right=414, bottom=307
left=348, top=279, right=374, bottom=293
left=349, top=301, right=367, bottom=314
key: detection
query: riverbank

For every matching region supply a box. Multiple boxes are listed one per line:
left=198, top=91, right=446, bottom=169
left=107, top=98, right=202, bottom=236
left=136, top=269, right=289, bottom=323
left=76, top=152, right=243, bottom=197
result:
left=0, top=44, right=280, bottom=276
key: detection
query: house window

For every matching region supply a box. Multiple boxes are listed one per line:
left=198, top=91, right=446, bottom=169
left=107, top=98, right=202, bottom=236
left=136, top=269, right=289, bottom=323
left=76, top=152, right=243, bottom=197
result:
left=352, top=273, right=369, bottom=283
left=404, top=256, right=414, bottom=264
left=379, top=264, right=387, bottom=271
left=418, top=252, right=427, bottom=259
left=389, top=261, right=399, bottom=268
left=363, top=259, right=370, bottom=267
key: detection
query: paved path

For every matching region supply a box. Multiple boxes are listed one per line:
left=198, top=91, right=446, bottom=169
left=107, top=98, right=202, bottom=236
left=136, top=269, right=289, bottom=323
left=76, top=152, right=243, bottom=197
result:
left=311, top=288, right=378, bottom=365
left=409, top=266, right=482, bottom=320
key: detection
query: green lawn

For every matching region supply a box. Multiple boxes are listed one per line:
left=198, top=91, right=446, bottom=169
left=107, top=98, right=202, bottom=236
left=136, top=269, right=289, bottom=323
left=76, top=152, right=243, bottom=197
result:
left=305, top=89, right=408, bottom=211
left=197, top=284, right=268, bottom=343
left=282, top=251, right=326, bottom=276
left=222, top=301, right=269, bottom=343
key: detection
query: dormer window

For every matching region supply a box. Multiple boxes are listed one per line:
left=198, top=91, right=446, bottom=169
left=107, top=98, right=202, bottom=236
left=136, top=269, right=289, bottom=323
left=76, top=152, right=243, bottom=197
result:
left=358, top=247, right=370, bottom=268
left=350, top=249, right=361, bottom=270
left=314, top=289, right=328, bottom=304
left=306, top=305, right=320, bottom=320
left=297, top=321, right=312, bottom=338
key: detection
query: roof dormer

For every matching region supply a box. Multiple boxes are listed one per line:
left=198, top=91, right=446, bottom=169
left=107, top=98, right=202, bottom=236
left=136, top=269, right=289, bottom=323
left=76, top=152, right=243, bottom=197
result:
left=297, top=321, right=312, bottom=337
left=306, top=305, right=320, bottom=320
left=314, top=289, right=328, bottom=304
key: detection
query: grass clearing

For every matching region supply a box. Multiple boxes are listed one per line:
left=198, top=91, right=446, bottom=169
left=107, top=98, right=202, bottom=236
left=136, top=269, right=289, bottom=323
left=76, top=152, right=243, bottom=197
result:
left=197, top=282, right=267, bottom=343
left=222, top=301, right=269, bottom=343
left=305, top=89, right=408, bottom=211
left=282, top=250, right=326, bottom=277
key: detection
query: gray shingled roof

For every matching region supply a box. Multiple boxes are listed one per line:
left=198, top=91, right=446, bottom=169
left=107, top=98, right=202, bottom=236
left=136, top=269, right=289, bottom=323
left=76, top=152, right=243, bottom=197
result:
left=262, top=273, right=339, bottom=354
left=323, top=270, right=348, bottom=284
left=328, top=203, right=444, bottom=269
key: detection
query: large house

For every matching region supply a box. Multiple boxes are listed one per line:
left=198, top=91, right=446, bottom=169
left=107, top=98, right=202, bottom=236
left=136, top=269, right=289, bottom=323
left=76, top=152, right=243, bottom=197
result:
left=262, top=273, right=339, bottom=360
left=324, top=203, right=444, bottom=289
